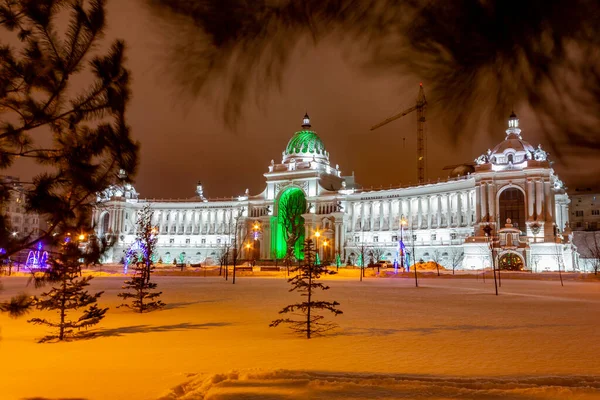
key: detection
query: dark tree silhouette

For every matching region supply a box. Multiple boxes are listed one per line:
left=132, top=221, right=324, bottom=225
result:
left=0, top=0, right=139, bottom=259
left=28, top=241, right=108, bottom=342
left=270, top=239, right=342, bottom=339
left=118, top=205, right=165, bottom=312
left=146, top=0, right=600, bottom=152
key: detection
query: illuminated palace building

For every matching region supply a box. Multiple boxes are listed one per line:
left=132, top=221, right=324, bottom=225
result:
left=94, top=113, right=578, bottom=271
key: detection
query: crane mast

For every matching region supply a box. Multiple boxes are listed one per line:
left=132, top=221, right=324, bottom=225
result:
left=370, top=84, right=428, bottom=184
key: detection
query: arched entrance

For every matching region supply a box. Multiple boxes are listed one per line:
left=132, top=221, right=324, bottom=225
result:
left=498, top=252, right=524, bottom=271
left=498, top=187, right=525, bottom=231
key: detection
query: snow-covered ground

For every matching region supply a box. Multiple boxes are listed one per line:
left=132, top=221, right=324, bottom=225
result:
left=1, top=274, right=600, bottom=399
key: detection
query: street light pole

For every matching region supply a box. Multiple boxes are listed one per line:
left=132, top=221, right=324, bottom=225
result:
left=314, top=230, right=321, bottom=265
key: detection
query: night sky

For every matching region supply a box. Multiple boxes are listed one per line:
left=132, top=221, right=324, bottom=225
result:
left=8, top=1, right=598, bottom=199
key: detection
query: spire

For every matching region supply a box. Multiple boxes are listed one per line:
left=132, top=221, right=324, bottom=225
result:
left=506, top=111, right=521, bottom=138
left=302, top=112, right=311, bottom=129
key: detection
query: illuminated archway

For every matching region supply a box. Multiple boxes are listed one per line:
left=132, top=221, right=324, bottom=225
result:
left=498, top=187, right=526, bottom=231
left=497, top=251, right=525, bottom=271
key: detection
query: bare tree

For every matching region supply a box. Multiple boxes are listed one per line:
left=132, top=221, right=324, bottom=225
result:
left=369, top=246, right=384, bottom=273
left=448, top=248, right=464, bottom=275
left=430, top=249, right=443, bottom=276
left=354, top=241, right=370, bottom=282
left=584, top=233, right=600, bottom=275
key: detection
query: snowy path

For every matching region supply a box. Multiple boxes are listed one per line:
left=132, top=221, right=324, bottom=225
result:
left=1, top=276, right=599, bottom=399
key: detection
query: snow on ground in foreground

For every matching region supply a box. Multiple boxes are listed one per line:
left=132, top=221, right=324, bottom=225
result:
left=1, top=275, right=600, bottom=399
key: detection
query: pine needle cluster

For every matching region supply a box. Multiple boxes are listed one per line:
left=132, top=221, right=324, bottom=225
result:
left=0, top=0, right=139, bottom=259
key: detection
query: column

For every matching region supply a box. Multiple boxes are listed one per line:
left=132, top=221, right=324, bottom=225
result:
left=480, top=183, right=488, bottom=221
left=527, top=180, right=535, bottom=220
left=407, top=197, right=413, bottom=227
left=397, top=198, right=402, bottom=223
left=466, top=190, right=472, bottom=226
left=437, top=195, right=442, bottom=227
left=207, top=210, right=212, bottom=234
left=475, top=186, right=481, bottom=223
left=535, top=180, right=543, bottom=221
left=487, top=183, right=495, bottom=222
left=427, top=196, right=433, bottom=229
left=417, top=197, right=423, bottom=228
left=335, top=221, right=343, bottom=256
left=369, top=201, right=375, bottom=231
left=349, top=202, right=355, bottom=232
left=360, top=202, right=365, bottom=231
left=379, top=201, right=384, bottom=231
left=446, top=194, right=452, bottom=227
left=544, top=181, right=553, bottom=222
left=457, top=192, right=463, bottom=226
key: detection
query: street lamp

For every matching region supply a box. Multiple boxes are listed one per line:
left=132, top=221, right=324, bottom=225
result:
left=400, top=215, right=408, bottom=273
left=78, top=234, right=85, bottom=241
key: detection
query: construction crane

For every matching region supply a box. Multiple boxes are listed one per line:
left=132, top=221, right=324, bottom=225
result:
left=371, top=83, right=428, bottom=184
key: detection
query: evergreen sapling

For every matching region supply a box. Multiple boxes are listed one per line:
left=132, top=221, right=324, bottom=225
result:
left=270, top=239, right=342, bottom=339
left=28, top=242, right=108, bottom=342
left=118, top=205, right=164, bottom=312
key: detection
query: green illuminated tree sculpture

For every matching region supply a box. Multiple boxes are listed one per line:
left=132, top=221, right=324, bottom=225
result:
left=278, top=188, right=307, bottom=269
left=270, top=239, right=342, bottom=339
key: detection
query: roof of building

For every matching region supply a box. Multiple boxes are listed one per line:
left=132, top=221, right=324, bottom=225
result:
left=284, top=129, right=326, bottom=156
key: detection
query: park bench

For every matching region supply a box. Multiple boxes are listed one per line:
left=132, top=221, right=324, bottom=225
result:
left=260, top=266, right=281, bottom=272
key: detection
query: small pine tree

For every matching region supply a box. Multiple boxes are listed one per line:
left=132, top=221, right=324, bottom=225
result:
left=270, top=239, right=342, bottom=339
left=118, top=205, right=164, bottom=312
left=28, top=242, right=108, bottom=342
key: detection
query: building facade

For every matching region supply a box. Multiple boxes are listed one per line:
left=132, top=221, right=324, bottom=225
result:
left=1, top=175, right=41, bottom=239
left=94, top=113, right=576, bottom=271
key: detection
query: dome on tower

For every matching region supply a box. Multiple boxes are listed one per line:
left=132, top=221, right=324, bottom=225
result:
left=474, top=112, right=547, bottom=170
left=282, top=114, right=329, bottom=163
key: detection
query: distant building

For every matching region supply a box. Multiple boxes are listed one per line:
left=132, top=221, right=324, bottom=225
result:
left=0, top=176, right=41, bottom=239
left=93, top=113, right=577, bottom=271
left=568, top=188, right=600, bottom=231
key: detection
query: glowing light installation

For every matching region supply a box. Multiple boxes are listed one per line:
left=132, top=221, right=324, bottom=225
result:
left=124, top=240, right=144, bottom=274
left=26, top=242, right=49, bottom=269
